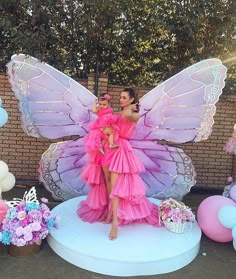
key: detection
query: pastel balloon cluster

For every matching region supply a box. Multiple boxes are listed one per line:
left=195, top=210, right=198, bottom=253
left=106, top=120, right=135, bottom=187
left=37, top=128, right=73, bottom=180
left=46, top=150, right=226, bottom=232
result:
left=197, top=178, right=236, bottom=251
left=0, top=98, right=8, bottom=127
left=0, top=160, right=16, bottom=197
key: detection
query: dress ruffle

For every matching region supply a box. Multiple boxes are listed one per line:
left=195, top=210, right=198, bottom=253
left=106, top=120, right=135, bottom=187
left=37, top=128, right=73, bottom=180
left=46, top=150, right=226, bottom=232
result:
left=110, top=173, right=160, bottom=226
left=77, top=183, right=108, bottom=223
left=104, top=139, right=145, bottom=173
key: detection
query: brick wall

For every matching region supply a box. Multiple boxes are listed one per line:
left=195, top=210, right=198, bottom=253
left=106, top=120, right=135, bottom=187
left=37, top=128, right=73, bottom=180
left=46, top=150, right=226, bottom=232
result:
left=0, top=73, right=235, bottom=191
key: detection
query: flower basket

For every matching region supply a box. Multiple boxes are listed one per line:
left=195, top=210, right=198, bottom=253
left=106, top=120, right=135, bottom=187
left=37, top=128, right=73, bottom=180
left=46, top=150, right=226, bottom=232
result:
left=0, top=187, right=59, bottom=253
left=163, top=221, right=187, bottom=234
left=8, top=240, right=42, bottom=257
left=159, top=198, right=195, bottom=234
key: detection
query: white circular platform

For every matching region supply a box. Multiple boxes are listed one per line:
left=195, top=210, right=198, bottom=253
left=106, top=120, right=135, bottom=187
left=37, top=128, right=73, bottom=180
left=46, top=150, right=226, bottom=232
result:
left=47, top=196, right=201, bottom=277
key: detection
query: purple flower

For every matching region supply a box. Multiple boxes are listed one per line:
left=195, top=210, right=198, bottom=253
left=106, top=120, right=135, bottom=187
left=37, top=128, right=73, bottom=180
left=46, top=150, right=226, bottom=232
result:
left=41, top=198, right=48, bottom=203
left=40, top=203, right=49, bottom=211
left=30, top=222, right=41, bottom=232
left=28, top=210, right=42, bottom=222
left=53, top=216, right=60, bottom=229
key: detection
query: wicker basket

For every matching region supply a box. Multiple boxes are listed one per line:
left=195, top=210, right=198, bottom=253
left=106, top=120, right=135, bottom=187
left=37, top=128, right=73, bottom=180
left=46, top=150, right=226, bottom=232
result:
left=163, top=221, right=187, bottom=233
left=8, top=240, right=42, bottom=257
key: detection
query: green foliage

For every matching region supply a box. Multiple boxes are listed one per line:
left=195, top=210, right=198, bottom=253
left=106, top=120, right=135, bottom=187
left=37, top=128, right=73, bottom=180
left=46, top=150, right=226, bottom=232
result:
left=0, top=0, right=235, bottom=92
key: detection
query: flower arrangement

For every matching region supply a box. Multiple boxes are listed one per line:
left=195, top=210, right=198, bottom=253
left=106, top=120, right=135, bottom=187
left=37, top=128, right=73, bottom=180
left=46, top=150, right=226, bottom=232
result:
left=159, top=198, right=195, bottom=224
left=0, top=187, right=58, bottom=247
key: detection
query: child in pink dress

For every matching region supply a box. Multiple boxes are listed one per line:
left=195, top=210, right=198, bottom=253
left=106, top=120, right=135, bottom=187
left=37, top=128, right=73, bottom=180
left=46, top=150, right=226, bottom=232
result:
left=83, top=94, right=119, bottom=155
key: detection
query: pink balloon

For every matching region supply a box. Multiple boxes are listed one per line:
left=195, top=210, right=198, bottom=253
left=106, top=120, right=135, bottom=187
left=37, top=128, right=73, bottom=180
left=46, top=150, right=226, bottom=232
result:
left=0, top=199, right=8, bottom=223
left=230, top=185, right=236, bottom=202
left=197, top=195, right=236, bottom=242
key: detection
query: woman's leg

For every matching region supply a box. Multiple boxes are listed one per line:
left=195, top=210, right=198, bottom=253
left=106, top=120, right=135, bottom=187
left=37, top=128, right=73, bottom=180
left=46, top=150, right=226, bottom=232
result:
left=109, top=172, right=119, bottom=240
left=102, top=166, right=112, bottom=223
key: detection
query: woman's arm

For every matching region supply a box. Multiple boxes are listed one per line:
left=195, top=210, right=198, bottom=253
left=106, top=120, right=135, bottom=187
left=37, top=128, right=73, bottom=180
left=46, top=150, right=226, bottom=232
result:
left=123, top=104, right=140, bottom=122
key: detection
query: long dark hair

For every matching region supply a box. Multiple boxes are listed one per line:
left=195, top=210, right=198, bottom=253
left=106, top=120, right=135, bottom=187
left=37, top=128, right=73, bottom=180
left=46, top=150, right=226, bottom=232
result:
left=123, top=88, right=138, bottom=104
left=122, top=88, right=139, bottom=112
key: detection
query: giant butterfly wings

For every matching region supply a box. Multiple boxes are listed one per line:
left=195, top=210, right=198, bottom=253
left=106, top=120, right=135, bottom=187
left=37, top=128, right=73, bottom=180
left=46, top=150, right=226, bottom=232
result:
left=7, top=54, right=227, bottom=201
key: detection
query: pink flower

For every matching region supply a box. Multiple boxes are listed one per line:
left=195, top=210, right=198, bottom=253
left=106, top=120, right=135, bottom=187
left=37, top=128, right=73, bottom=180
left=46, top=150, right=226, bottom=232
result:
left=23, top=225, right=32, bottom=234
left=30, top=222, right=41, bottom=232
left=16, top=238, right=26, bottom=247
left=23, top=232, right=33, bottom=241
left=15, top=226, right=24, bottom=236
left=43, top=210, right=51, bottom=219
left=17, top=211, right=26, bottom=220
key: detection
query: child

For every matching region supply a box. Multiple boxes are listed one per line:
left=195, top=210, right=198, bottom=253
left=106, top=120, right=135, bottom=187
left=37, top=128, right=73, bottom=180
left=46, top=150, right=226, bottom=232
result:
left=224, top=124, right=236, bottom=155
left=83, top=94, right=119, bottom=155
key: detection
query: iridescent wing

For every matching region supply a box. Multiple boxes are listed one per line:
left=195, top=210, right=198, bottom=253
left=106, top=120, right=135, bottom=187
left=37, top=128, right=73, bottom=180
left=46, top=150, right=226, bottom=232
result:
left=131, top=58, right=227, bottom=198
left=7, top=54, right=96, bottom=139
left=131, top=140, right=196, bottom=200
left=38, top=138, right=89, bottom=201
left=134, top=58, right=227, bottom=143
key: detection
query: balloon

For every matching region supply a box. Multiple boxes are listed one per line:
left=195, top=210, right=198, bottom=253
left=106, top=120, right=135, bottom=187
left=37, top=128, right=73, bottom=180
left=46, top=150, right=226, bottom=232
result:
left=0, top=160, right=9, bottom=180
left=0, top=107, right=8, bottom=127
left=0, top=199, right=8, bottom=223
left=232, top=226, right=236, bottom=240
left=0, top=172, right=15, bottom=192
left=197, top=195, right=236, bottom=242
left=218, top=206, right=236, bottom=229
left=230, top=185, right=236, bottom=202
left=233, top=239, right=236, bottom=251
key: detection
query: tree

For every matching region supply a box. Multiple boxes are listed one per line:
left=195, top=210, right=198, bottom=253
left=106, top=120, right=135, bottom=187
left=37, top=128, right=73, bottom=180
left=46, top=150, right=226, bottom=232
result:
left=0, top=0, right=235, bottom=92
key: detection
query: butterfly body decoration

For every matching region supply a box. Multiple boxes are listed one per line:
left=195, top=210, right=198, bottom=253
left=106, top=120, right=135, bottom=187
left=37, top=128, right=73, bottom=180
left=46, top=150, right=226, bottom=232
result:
left=7, top=55, right=227, bottom=201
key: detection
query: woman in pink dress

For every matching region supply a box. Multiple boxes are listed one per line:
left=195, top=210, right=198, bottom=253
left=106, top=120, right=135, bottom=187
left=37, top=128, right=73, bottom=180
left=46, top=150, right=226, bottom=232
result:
left=78, top=88, right=161, bottom=240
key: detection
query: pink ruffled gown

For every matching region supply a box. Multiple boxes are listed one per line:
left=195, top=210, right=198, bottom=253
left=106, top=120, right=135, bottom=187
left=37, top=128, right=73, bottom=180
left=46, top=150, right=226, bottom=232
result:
left=77, top=114, right=160, bottom=227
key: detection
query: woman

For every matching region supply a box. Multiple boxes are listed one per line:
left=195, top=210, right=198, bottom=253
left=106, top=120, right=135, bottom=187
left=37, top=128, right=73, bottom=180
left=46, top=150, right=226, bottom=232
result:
left=78, top=88, right=161, bottom=240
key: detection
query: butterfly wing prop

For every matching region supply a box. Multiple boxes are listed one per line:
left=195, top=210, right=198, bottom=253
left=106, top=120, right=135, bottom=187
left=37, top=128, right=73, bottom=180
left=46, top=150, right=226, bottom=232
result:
left=38, top=138, right=89, bottom=201
left=7, top=54, right=96, bottom=139
left=131, top=58, right=227, bottom=198
left=134, top=59, right=227, bottom=143
left=131, top=140, right=196, bottom=200
left=7, top=56, right=227, bottom=201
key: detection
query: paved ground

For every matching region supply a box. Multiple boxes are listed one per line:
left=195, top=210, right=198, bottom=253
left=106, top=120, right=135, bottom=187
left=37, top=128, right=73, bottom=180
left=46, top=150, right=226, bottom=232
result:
left=1, top=184, right=236, bottom=279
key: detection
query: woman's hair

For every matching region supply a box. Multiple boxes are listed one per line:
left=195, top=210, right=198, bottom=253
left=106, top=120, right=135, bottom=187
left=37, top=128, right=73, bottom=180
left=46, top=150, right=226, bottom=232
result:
left=122, top=88, right=139, bottom=112
left=122, top=88, right=138, bottom=104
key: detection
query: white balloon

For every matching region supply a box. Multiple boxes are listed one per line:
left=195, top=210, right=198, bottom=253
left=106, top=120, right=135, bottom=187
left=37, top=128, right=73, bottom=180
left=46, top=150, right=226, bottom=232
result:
left=233, top=239, right=236, bottom=251
left=0, top=172, right=15, bottom=192
left=0, top=160, right=9, bottom=180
